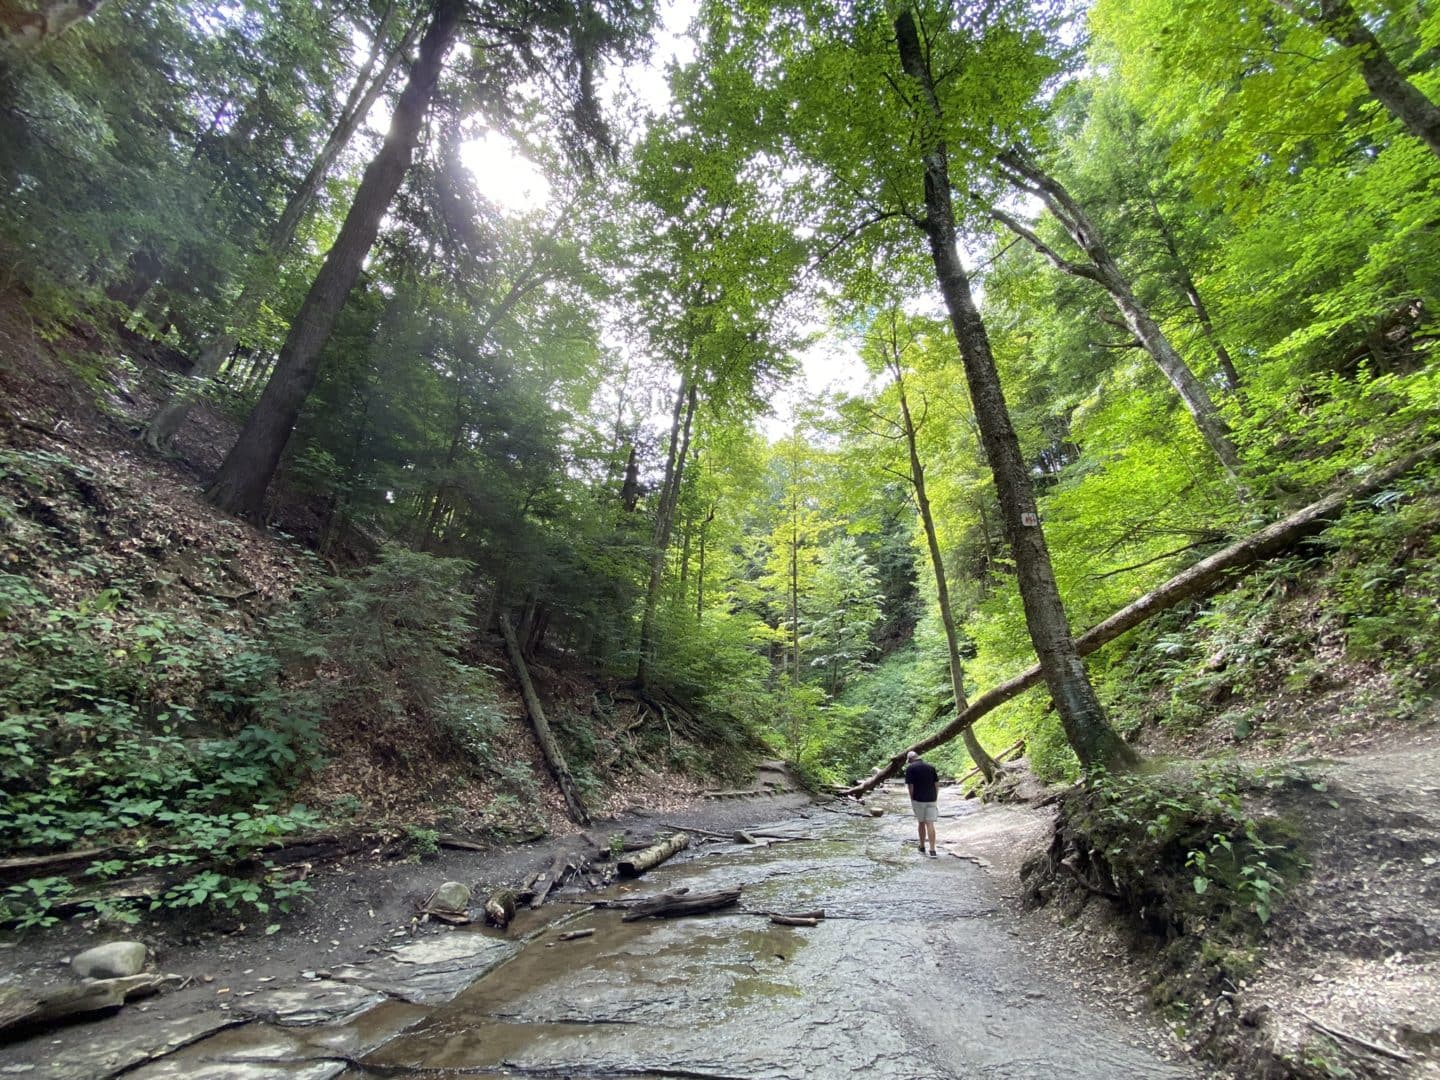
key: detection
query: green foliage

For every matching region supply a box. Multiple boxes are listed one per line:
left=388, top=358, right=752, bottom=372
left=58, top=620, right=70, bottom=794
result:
left=405, top=826, right=441, bottom=860
left=267, top=544, right=503, bottom=751
left=1077, top=763, right=1307, bottom=932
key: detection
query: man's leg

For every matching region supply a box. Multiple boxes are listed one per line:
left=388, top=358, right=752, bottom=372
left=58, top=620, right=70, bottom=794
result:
left=916, top=818, right=926, bottom=850
left=925, top=820, right=937, bottom=854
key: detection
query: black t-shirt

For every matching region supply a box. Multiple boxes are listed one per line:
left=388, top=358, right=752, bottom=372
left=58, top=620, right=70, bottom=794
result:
left=905, top=760, right=939, bottom=803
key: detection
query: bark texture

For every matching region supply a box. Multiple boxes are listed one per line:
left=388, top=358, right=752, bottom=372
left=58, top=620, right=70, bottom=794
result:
left=207, top=0, right=463, bottom=520
left=842, top=440, right=1439, bottom=797
left=617, top=832, right=690, bottom=878
left=894, top=9, right=1134, bottom=772
left=1313, top=0, right=1440, bottom=161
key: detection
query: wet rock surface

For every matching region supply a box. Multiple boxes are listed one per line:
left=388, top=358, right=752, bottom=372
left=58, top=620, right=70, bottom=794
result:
left=345, top=788, right=1196, bottom=1079
left=0, top=788, right=1203, bottom=1078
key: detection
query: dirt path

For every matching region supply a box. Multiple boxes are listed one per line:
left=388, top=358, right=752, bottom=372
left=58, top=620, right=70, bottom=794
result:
left=24, top=785, right=1206, bottom=1080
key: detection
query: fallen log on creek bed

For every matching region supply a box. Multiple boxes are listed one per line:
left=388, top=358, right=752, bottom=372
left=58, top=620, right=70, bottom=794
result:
left=617, top=832, right=689, bottom=878
left=621, top=887, right=742, bottom=921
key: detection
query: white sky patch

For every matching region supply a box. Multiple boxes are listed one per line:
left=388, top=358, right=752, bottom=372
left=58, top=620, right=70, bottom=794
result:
left=604, top=0, right=700, bottom=118
left=762, top=333, right=871, bottom=440
left=459, top=132, right=551, bottom=213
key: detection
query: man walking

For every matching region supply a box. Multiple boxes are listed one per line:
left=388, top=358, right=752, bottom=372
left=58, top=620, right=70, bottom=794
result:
left=905, top=749, right=939, bottom=857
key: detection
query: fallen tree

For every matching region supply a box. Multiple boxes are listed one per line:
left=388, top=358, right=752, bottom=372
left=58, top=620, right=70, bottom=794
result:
left=843, top=442, right=1440, bottom=797
left=500, top=613, right=590, bottom=825
left=617, top=833, right=689, bottom=878
left=620, top=886, right=742, bottom=921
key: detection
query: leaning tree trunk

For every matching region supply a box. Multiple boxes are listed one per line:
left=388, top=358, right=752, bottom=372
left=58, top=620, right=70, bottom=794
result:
left=842, top=440, right=1440, bottom=796
left=144, top=11, right=418, bottom=451
left=206, top=0, right=464, bottom=520
left=895, top=9, right=1135, bottom=773
left=991, top=153, right=1241, bottom=478
left=1144, top=184, right=1242, bottom=393
left=500, top=614, right=591, bottom=825
left=636, top=378, right=697, bottom=687
left=1308, top=0, right=1440, bottom=161
left=892, top=358, right=999, bottom=781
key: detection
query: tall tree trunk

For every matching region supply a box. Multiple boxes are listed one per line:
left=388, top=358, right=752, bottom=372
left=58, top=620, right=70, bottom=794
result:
left=990, top=153, right=1242, bottom=478
left=842, top=440, right=1439, bottom=797
left=790, top=495, right=800, bottom=683
left=895, top=9, right=1136, bottom=772
left=145, top=11, right=418, bottom=451
left=636, top=378, right=697, bottom=687
left=890, top=354, right=999, bottom=782
left=206, top=0, right=463, bottom=520
left=696, top=504, right=714, bottom=621
left=1289, top=0, right=1440, bottom=160
left=1143, top=185, right=1242, bottom=392
left=0, top=0, right=106, bottom=51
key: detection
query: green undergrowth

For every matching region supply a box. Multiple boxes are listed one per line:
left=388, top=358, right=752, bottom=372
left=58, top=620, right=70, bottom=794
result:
left=0, top=448, right=522, bottom=927
left=1094, top=462, right=1440, bottom=751
left=1040, top=762, right=1314, bottom=1015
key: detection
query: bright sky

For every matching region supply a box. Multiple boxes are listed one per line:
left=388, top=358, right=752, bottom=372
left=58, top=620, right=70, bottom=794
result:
left=447, top=0, right=868, bottom=434
left=457, top=132, right=551, bottom=211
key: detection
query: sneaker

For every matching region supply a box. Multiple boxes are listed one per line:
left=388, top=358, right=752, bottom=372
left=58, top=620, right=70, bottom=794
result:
left=927, top=849, right=938, bottom=858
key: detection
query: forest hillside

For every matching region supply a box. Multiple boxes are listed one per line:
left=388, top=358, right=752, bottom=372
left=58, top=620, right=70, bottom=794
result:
left=2, top=0, right=1439, bottom=1075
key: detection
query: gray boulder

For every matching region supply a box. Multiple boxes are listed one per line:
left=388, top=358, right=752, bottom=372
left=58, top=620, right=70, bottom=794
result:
left=72, top=941, right=148, bottom=979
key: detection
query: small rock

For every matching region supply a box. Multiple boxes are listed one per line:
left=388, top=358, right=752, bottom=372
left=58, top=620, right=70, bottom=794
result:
left=72, top=942, right=148, bottom=980
left=429, top=881, right=471, bottom=913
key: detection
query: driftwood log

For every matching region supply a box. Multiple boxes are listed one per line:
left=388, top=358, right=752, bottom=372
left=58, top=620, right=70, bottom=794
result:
left=844, top=441, right=1440, bottom=797
left=621, top=886, right=742, bottom=921
left=770, top=915, right=820, bottom=927
left=662, top=823, right=813, bottom=843
left=556, top=928, right=596, bottom=942
left=500, top=614, right=590, bottom=825
left=617, top=833, right=689, bottom=878
left=530, top=849, right=584, bottom=910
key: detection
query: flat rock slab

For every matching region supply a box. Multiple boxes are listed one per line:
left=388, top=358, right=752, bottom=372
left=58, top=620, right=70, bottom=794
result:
left=388, top=932, right=509, bottom=967
left=125, top=1000, right=429, bottom=1079
left=0, top=1011, right=242, bottom=1080
left=244, top=980, right=386, bottom=1026
left=324, top=932, right=521, bottom=1006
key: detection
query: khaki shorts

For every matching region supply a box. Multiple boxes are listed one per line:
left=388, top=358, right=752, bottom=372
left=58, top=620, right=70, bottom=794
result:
left=911, top=800, right=938, bottom=823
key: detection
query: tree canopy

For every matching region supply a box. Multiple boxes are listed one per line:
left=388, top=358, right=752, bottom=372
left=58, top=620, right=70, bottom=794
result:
left=1, top=0, right=1436, bottom=787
